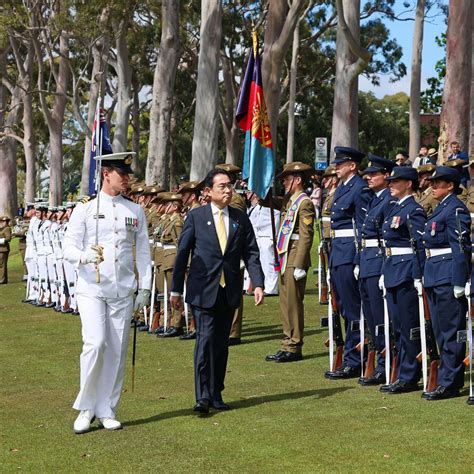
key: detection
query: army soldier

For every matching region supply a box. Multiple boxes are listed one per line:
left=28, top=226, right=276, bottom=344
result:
left=0, top=216, right=12, bottom=284
left=265, top=162, right=315, bottom=362
left=381, top=167, right=426, bottom=394
left=159, top=193, right=185, bottom=337
left=325, top=147, right=374, bottom=379
left=63, top=153, right=151, bottom=434
left=357, top=155, right=396, bottom=385
left=421, top=167, right=471, bottom=400
left=415, top=164, right=437, bottom=216
left=320, top=167, right=339, bottom=240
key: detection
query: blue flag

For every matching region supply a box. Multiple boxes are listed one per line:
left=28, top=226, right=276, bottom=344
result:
left=235, top=32, right=274, bottom=199
left=88, top=106, right=113, bottom=196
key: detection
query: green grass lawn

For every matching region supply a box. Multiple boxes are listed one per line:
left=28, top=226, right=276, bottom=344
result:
left=1, top=239, right=473, bottom=472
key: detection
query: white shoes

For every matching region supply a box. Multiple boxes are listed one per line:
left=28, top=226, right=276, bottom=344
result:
left=73, top=410, right=95, bottom=434
left=99, top=417, right=122, bottom=430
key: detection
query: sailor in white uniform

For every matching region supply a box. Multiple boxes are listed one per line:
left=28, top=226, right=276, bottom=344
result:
left=63, top=153, right=152, bottom=434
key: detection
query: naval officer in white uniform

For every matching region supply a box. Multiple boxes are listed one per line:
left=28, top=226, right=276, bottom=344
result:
left=63, top=153, right=152, bottom=434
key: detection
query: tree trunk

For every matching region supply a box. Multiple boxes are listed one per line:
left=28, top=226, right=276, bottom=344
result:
left=190, top=0, right=222, bottom=181
left=409, top=0, right=425, bottom=161
left=0, top=49, right=20, bottom=217
left=48, top=31, right=69, bottom=206
left=146, top=0, right=180, bottom=187
left=79, top=9, right=110, bottom=196
left=219, top=54, right=240, bottom=165
left=111, top=17, right=133, bottom=152
left=262, top=0, right=305, bottom=155
left=439, top=0, right=473, bottom=162
left=131, top=74, right=141, bottom=175
left=331, top=0, right=371, bottom=150
left=286, top=23, right=299, bottom=164
left=470, top=14, right=474, bottom=157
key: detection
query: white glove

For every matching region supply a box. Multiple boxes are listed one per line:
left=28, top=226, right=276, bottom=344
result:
left=453, top=285, right=465, bottom=299
left=80, top=245, right=104, bottom=265
left=414, top=278, right=423, bottom=296
left=294, top=268, right=306, bottom=281
left=353, top=265, right=360, bottom=281
left=0, top=238, right=5, bottom=244
left=240, top=259, right=246, bottom=270
left=378, top=275, right=384, bottom=291
left=134, top=289, right=151, bottom=311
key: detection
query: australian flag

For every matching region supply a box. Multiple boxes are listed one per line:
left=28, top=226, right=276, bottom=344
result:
left=88, top=103, right=113, bottom=196
left=235, top=32, right=274, bottom=199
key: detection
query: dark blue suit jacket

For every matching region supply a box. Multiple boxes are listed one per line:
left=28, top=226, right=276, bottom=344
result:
left=422, top=193, right=471, bottom=288
left=329, top=174, right=373, bottom=267
left=171, top=204, right=264, bottom=309
left=359, top=188, right=395, bottom=278
left=381, top=195, right=427, bottom=288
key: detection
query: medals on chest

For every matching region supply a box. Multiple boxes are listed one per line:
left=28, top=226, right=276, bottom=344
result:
left=431, top=221, right=436, bottom=236
left=390, top=216, right=401, bottom=229
left=125, top=217, right=138, bottom=231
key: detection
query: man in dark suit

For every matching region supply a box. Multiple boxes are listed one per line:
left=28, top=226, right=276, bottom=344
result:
left=171, top=169, right=264, bottom=414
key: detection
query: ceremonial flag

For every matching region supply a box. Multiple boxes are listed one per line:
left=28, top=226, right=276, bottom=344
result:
left=235, top=32, right=274, bottom=199
left=88, top=101, right=113, bottom=196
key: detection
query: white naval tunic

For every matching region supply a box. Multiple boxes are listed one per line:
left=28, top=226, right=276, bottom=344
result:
left=63, top=191, right=152, bottom=418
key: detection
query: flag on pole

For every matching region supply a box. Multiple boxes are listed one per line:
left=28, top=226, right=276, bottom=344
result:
left=235, top=31, right=274, bottom=199
left=88, top=102, right=113, bottom=196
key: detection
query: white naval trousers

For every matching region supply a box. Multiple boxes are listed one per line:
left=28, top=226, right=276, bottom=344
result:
left=37, top=255, right=50, bottom=302
left=25, top=259, right=38, bottom=300
left=47, top=254, right=58, bottom=303
left=73, top=293, right=133, bottom=418
left=63, top=260, right=77, bottom=310
left=257, top=236, right=279, bottom=295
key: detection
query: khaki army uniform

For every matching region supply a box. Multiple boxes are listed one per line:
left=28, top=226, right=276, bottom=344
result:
left=275, top=190, right=315, bottom=353
left=0, top=218, right=12, bottom=284
left=415, top=187, right=437, bottom=216
left=321, top=189, right=336, bottom=240
left=13, top=217, right=30, bottom=276
left=161, top=212, right=184, bottom=328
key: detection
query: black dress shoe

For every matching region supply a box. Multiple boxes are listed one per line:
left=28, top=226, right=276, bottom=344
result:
left=467, top=396, right=474, bottom=405
left=325, top=366, right=360, bottom=379
left=180, top=330, right=196, bottom=340
left=45, top=303, right=55, bottom=308
left=388, top=379, right=419, bottom=394
left=379, top=383, right=392, bottom=393
left=72, top=311, right=80, bottom=315
left=426, top=385, right=460, bottom=401
left=275, top=351, right=302, bottom=363
left=193, top=400, right=209, bottom=414
left=154, top=326, right=165, bottom=335
left=211, top=400, right=231, bottom=411
left=159, top=327, right=184, bottom=338
left=34, top=302, right=46, bottom=307
left=63, top=308, right=74, bottom=314
left=359, top=372, right=385, bottom=386
left=228, top=338, right=241, bottom=346
left=265, top=350, right=284, bottom=362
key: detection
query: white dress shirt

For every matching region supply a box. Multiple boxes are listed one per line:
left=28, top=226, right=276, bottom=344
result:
left=63, top=191, right=152, bottom=298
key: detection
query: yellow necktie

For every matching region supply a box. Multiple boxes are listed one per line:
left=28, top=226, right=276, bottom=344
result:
left=216, top=209, right=227, bottom=287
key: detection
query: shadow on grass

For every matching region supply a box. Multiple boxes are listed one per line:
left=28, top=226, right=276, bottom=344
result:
left=123, top=386, right=354, bottom=427
left=240, top=328, right=326, bottom=345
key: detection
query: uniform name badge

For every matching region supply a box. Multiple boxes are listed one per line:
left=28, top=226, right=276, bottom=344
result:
left=431, top=221, right=436, bottom=236
left=391, top=216, right=400, bottom=229
left=125, top=217, right=138, bottom=232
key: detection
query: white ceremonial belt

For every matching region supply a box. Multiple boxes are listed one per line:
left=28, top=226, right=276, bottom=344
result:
left=321, top=217, right=331, bottom=223
left=331, top=229, right=355, bottom=238
left=426, top=248, right=452, bottom=258
left=385, top=247, right=413, bottom=257
left=162, top=244, right=176, bottom=250
left=470, top=212, right=474, bottom=219
left=290, top=234, right=299, bottom=241
left=362, top=239, right=380, bottom=248
left=155, top=242, right=163, bottom=248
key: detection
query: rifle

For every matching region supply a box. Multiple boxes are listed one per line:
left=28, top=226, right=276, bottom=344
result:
left=322, top=275, right=344, bottom=372
left=407, top=214, right=439, bottom=394
left=374, top=216, right=397, bottom=385
left=352, top=218, right=365, bottom=377
left=316, top=219, right=329, bottom=305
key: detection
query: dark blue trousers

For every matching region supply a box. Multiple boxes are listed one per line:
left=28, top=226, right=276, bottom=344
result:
left=360, top=275, right=385, bottom=373
left=330, top=263, right=361, bottom=369
left=191, top=287, right=234, bottom=403
left=386, top=281, right=421, bottom=384
left=426, top=285, right=467, bottom=389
